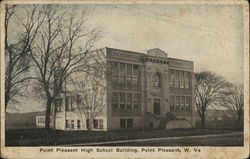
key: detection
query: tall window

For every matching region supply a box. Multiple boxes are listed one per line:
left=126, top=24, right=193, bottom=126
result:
left=170, top=96, right=174, bottom=111
left=180, top=71, right=184, bottom=88
left=86, top=119, right=91, bottom=129
left=119, top=93, right=125, bottom=109
left=153, top=73, right=160, bottom=87
left=175, top=96, right=180, bottom=111
left=133, top=94, right=140, bottom=109
left=184, top=72, right=190, bottom=89
left=66, top=120, right=70, bottom=128
left=93, top=119, right=103, bottom=129
left=185, top=97, right=191, bottom=111
left=170, top=70, right=174, bottom=88
left=175, top=71, right=179, bottom=88
left=77, top=120, right=81, bottom=129
left=118, top=63, right=125, bottom=84
left=111, top=62, right=118, bottom=84
left=126, top=94, right=132, bottom=109
left=55, top=98, right=63, bottom=112
left=132, top=65, right=139, bottom=86
left=112, top=93, right=118, bottom=109
left=76, top=95, right=82, bottom=106
left=125, top=64, right=132, bottom=86
left=180, top=96, right=185, bottom=111
left=71, top=120, right=74, bottom=129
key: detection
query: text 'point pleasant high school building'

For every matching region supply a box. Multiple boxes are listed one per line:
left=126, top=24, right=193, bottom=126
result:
left=36, top=47, right=196, bottom=131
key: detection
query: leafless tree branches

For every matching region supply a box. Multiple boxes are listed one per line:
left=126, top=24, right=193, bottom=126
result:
left=8, top=4, right=101, bottom=134
left=195, top=71, right=230, bottom=128
left=222, top=85, right=244, bottom=122
left=67, top=49, right=107, bottom=130
left=4, top=5, right=43, bottom=108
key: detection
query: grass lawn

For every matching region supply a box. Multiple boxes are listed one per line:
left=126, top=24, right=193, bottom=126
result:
left=5, top=128, right=242, bottom=146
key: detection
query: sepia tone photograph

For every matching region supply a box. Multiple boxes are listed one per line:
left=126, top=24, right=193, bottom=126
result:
left=1, top=0, right=249, bottom=158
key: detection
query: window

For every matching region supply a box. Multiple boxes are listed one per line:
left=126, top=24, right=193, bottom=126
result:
left=86, top=119, right=91, bottom=129
left=119, top=93, right=125, bottom=109
left=185, top=97, right=191, bottom=111
left=112, top=92, right=141, bottom=110
left=170, top=70, right=174, bottom=88
left=180, top=96, right=185, bottom=111
left=153, top=73, right=160, bottom=87
left=120, top=119, right=126, bottom=128
left=132, top=77, right=138, bottom=86
left=127, top=119, right=133, bottom=128
left=153, top=98, right=161, bottom=115
left=112, top=62, right=139, bottom=87
left=93, top=119, right=104, bottom=129
left=170, top=96, right=174, bottom=111
left=132, top=65, right=139, bottom=76
left=120, top=119, right=133, bottom=128
left=125, top=64, right=132, bottom=86
left=132, top=65, right=139, bottom=86
left=55, top=98, right=63, bottom=112
left=184, top=72, right=190, bottom=89
left=76, top=95, right=82, bottom=106
left=180, top=71, right=184, bottom=88
left=126, top=94, right=132, bottom=109
left=66, top=120, right=71, bottom=128
left=112, top=93, right=118, bottom=109
left=175, top=71, right=180, bottom=88
left=71, top=120, right=74, bottom=129
left=77, top=120, right=81, bottom=129
left=118, top=63, right=125, bottom=84
left=99, top=120, right=104, bottom=129
left=111, top=62, right=118, bottom=84
left=175, top=96, right=180, bottom=111
left=38, top=117, right=45, bottom=123
left=93, top=119, right=98, bottom=129
left=133, top=94, right=140, bottom=109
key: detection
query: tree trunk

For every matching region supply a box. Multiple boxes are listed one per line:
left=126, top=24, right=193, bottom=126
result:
left=237, top=111, right=243, bottom=123
left=45, top=98, right=53, bottom=137
left=201, top=113, right=206, bottom=129
left=5, top=93, right=10, bottom=109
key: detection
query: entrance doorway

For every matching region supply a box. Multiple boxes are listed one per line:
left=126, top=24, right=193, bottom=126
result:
left=153, top=98, right=161, bottom=115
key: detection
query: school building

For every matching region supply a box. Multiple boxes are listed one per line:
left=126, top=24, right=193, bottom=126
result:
left=36, top=47, right=195, bottom=131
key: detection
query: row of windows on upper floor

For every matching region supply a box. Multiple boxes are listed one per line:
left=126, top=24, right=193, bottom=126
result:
left=110, top=61, right=192, bottom=89
left=169, top=70, right=191, bottom=89
left=55, top=95, right=82, bottom=112
left=111, top=62, right=140, bottom=87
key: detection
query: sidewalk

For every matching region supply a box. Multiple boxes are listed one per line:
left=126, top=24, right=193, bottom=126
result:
left=63, top=131, right=243, bottom=146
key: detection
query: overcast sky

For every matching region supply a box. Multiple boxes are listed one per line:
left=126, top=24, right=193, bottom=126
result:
left=6, top=4, right=245, bottom=113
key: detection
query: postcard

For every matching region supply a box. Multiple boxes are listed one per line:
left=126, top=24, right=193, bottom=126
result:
left=1, top=0, right=249, bottom=158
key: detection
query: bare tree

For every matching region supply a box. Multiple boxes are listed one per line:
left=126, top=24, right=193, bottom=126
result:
left=223, top=84, right=244, bottom=123
left=4, top=5, right=44, bottom=108
left=195, top=71, right=230, bottom=128
left=14, top=4, right=100, bottom=135
left=67, top=49, right=107, bottom=130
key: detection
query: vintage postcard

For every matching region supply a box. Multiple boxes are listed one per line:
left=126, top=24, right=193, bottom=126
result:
left=0, top=0, right=249, bottom=158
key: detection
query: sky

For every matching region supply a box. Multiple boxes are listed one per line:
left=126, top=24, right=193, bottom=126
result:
left=6, top=4, right=245, bottom=113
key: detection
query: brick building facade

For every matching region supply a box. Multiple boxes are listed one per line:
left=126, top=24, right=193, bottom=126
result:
left=37, top=47, right=195, bottom=131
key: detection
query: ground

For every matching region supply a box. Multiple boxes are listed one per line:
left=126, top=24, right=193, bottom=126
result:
left=5, top=128, right=243, bottom=146
left=85, top=132, right=242, bottom=146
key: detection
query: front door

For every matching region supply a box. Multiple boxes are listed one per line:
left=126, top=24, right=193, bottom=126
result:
left=153, top=98, right=161, bottom=115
